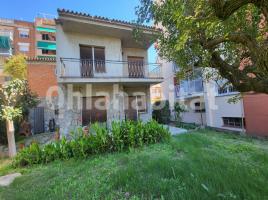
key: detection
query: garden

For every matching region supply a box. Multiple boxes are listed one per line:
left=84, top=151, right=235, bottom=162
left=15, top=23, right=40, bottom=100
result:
left=1, top=129, right=268, bottom=199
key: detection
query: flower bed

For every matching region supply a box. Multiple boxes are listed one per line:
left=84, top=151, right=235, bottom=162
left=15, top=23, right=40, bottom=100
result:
left=13, top=120, right=170, bottom=167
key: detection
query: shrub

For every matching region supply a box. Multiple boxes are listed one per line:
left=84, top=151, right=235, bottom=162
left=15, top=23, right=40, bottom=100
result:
left=152, top=100, right=171, bottom=124
left=174, top=102, right=187, bottom=122
left=13, top=120, right=171, bottom=167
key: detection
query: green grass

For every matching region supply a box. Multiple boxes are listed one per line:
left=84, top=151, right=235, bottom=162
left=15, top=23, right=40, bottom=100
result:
left=1, top=129, right=268, bottom=199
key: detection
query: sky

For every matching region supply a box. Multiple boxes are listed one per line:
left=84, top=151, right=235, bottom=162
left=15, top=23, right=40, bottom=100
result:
left=1, top=0, right=156, bottom=62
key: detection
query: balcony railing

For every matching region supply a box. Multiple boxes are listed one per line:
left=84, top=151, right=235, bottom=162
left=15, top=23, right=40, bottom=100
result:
left=59, top=58, right=163, bottom=79
left=175, top=78, right=204, bottom=97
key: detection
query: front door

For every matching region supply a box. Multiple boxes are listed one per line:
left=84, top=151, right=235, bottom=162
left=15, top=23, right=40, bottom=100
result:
left=82, top=97, right=107, bottom=126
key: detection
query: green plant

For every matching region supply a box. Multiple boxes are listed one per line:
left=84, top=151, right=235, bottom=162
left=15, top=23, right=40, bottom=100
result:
left=136, top=0, right=268, bottom=93
left=13, top=120, right=171, bottom=167
left=152, top=100, right=171, bottom=124
left=176, top=122, right=199, bottom=130
left=174, top=102, right=187, bottom=122
left=3, top=54, right=27, bottom=80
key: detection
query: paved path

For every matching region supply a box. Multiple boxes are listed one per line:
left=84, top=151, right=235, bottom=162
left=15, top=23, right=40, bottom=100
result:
left=0, top=173, right=21, bottom=187
left=164, top=125, right=187, bottom=136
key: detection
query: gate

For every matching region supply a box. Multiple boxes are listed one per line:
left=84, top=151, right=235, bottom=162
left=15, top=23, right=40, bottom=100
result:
left=32, top=107, right=45, bottom=134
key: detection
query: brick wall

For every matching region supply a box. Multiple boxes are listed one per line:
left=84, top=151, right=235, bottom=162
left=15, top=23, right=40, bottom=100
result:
left=243, top=94, right=268, bottom=137
left=27, top=60, right=57, bottom=97
left=14, top=20, right=36, bottom=57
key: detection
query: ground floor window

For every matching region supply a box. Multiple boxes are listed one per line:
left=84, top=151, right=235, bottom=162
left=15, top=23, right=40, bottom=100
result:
left=222, top=117, right=245, bottom=128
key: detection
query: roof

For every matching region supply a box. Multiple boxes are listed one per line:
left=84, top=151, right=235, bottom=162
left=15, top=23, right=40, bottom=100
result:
left=57, top=8, right=158, bottom=32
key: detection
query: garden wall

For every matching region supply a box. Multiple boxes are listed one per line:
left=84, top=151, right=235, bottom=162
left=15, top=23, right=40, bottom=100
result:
left=243, top=94, right=268, bottom=137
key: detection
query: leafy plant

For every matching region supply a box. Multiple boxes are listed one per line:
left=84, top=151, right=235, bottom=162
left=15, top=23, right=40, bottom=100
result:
left=152, top=100, right=171, bottom=124
left=13, top=120, right=171, bottom=167
left=136, top=0, right=268, bottom=93
left=3, top=54, right=27, bottom=80
left=174, top=102, right=187, bottom=122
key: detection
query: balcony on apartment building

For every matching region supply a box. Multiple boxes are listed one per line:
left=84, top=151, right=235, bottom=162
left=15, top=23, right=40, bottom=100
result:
left=175, top=78, right=204, bottom=98
left=58, top=57, right=163, bottom=84
left=0, top=30, right=13, bottom=56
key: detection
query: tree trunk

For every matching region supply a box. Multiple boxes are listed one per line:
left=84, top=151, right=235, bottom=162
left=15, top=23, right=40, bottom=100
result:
left=6, top=119, right=16, bottom=157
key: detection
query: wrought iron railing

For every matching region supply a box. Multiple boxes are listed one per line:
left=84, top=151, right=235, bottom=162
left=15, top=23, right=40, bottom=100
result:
left=59, top=58, right=163, bottom=79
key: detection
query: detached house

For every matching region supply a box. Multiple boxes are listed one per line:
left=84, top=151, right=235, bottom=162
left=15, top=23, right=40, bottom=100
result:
left=55, top=9, right=163, bottom=134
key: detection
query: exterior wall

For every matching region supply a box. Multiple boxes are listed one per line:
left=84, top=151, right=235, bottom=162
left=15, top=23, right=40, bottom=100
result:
left=157, top=59, right=175, bottom=105
left=56, top=25, right=123, bottom=77
left=204, top=81, right=244, bottom=131
left=27, top=61, right=58, bottom=97
left=13, top=20, right=35, bottom=57
left=58, top=83, right=151, bottom=135
left=243, top=94, right=268, bottom=136
left=179, top=97, right=207, bottom=125
left=35, top=18, right=56, bottom=58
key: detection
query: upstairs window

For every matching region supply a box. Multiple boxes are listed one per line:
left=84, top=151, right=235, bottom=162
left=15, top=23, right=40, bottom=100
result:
left=42, top=33, right=56, bottom=41
left=19, top=28, right=29, bottom=38
left=18, top=43, right=29, bottom=52
left=42, top=49, right=56, bottom=55
left=79, top=45, right=106, bottom=75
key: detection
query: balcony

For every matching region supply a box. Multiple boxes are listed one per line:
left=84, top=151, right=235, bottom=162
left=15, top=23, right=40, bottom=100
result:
left=0, top=31, right=13, bottom=56
left=58, top=58, right=163, bottom=84
left=175, top=78, right=204, bottom=98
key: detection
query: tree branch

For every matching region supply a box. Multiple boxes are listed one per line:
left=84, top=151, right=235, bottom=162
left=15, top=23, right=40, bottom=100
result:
left=209, top=0, right=268, bottom=20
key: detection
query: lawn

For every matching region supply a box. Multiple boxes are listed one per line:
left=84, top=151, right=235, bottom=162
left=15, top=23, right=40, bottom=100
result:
left=0, top=129, right=268, bottom=199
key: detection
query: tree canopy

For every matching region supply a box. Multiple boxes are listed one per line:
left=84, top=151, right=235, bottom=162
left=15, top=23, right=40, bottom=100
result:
left=136, top=0, right=268, bottom=93
left=4, top=54, right=27, bottom=80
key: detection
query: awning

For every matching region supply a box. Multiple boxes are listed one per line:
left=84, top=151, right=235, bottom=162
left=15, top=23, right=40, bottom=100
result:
left=0, top=36, right=11, bottom=49
left=37, top=41, right=56, bottom=50
left=36, top=26, right=56, bottom=33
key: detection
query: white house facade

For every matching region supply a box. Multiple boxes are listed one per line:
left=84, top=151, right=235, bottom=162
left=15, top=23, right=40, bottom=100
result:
left=55, top=9, right=163, bottom=134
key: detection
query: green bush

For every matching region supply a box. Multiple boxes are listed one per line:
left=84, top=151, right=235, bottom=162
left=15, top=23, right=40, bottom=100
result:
left=13, top=120, right=170, bottom=167
left=176, top=122, right=199, bottom=130
left=152, top=100, right=171, bottom=124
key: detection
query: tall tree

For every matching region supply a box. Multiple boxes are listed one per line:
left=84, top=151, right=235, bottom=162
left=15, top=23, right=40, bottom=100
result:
left=136, top=0, right=268, bottom=93
left=0, top=55, right=38, bottom=157
left=0, top=80, right=25, bottom=157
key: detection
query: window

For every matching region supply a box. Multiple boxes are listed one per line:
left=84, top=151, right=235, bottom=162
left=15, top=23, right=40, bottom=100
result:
left=79, top=45, right=106, bottom=75
left=194, top=102, right=206, bottom=113
left=19, top=28, right=29, bottom=38
left=222, top=117, right=244, bottom=128
left=42, top=33, right=56, bottom=41
left=18, top=43, right=29, bottom=52
left=42, top=49, right=56, bottom=55
left=128, top=56, right=144, bottom=78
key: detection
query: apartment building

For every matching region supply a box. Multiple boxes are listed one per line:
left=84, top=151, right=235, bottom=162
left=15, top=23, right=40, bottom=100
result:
left=153, top=60, right=246, bottom=131
left=0, top=18, right=14, bottom=84
left=35, top=17, right=56, bottom=58
left=55, top=9, right=162, bottom=134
